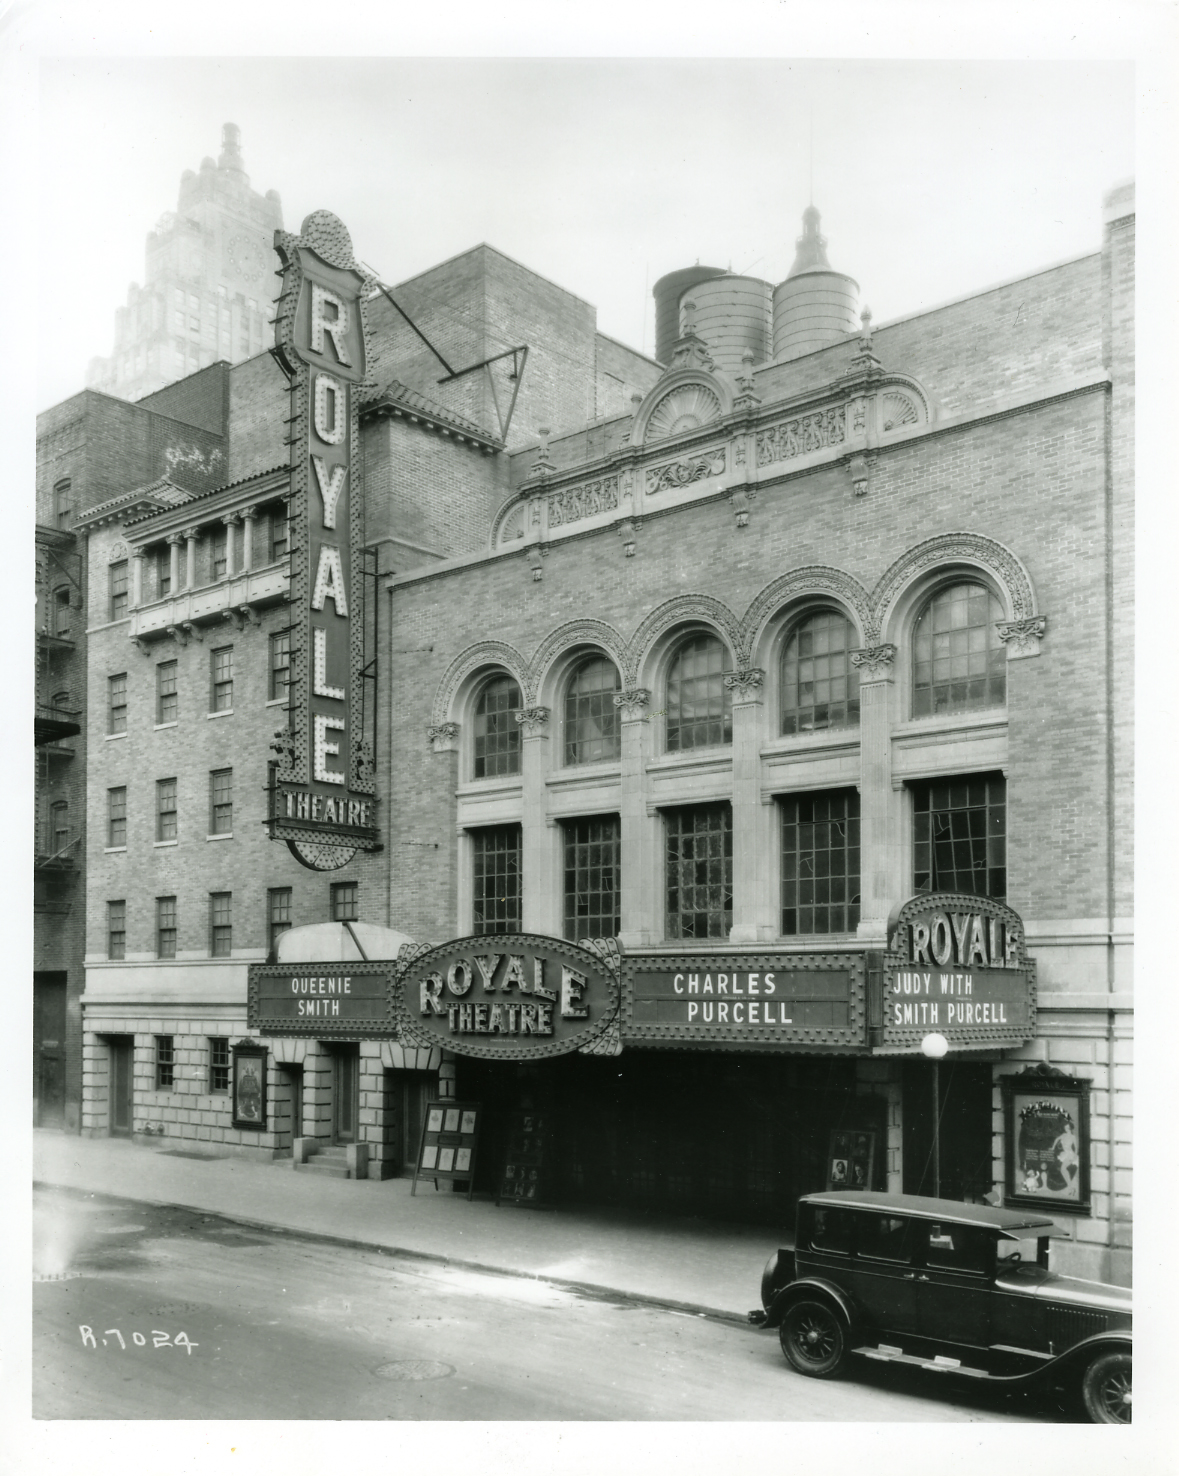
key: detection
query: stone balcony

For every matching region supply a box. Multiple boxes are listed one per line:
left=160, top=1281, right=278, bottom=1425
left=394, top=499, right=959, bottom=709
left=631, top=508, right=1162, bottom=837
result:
left=128, top=560, right=288, bottom=646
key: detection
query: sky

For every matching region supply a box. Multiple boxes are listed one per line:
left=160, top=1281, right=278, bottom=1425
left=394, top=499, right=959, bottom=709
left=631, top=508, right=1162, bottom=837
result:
left=34, top=56, right=1136, bottom=409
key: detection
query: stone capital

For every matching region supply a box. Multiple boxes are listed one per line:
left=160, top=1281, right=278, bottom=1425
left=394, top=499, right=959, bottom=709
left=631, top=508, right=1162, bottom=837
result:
left=514, top=705, right=551, bottom=738
left=851, top=644, right=897, bottom=681
left=427, top=722, right=460, bottom=753
left=182, top=527, right=201, bottom=543
left=165, top=531, right=185, bottom=547
left=240, top=504, right=258, bottom=522
left=724, top=668, right=765, bottom=703
left=222, top=512, right=241, bottom=527
left=996, top=616, right=1047, bottom=660
left=612, top=688, right=651, bottom=722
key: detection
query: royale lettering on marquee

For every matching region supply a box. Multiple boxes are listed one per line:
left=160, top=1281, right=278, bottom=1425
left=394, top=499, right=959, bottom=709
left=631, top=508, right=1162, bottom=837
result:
left=269, top=211, right=379, bottom=870
left=882, top=893, right=1036, bottom=1046
left=394, top=936, right=621, bottom=1061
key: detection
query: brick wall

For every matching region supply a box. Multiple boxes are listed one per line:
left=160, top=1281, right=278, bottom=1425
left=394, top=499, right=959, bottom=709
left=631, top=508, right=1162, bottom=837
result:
left=137, top=361, right=230, bottom=436
left=226, top=351, right=288, bottom=482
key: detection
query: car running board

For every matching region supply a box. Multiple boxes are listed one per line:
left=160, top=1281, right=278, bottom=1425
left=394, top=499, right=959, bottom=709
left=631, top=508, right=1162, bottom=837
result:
left=854, top=1345, right=990, bottom=1379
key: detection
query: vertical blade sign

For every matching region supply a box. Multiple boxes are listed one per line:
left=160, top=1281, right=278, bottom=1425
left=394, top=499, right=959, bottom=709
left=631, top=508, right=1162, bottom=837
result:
left=269, top=211, right=378, bottom=871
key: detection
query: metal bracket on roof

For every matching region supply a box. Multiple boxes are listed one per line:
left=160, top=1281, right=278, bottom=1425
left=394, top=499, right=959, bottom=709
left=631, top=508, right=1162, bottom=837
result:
left=438, top=345, right=529, bottom=442
left=361, top=269, right=456, bottom=377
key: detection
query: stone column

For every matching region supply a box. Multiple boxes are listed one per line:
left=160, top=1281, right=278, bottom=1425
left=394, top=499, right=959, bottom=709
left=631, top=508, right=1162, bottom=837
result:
left=240, top=505, right=257, bottom=574
left=166, top=532, right=183, bottom=593
left=726, top=669, right=774, bottom=942
left=222, top=513, right=240, bottom=578
left=516, top=707, right=556, bottom=933
left=852, top=644, right=899, bottom=946
left=615, top=689, right=657, bottom=946
left=130, top=551, right=144, bottom=609
left=183, top=527, right=199, bottom=589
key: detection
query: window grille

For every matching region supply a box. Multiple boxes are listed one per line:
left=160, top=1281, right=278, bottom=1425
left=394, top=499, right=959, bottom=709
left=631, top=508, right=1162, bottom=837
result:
left=912, top=774, right=1006, bottom=900
left=564, top=658, right=621, bottom=765
left=562, top=816, right=621, bottom=940
left=665, top=804, right=733, bottom=939
left=667, top=635, right=732, bottom=751
left=472, top=825, right=522, bottom=935
left=913, top=582, right=1006, bottom=717
left=781, top=789, right=861, bottom=935
left=781, top=611, right=860, bottom=734
left=473, top=677, right=521, bottom=778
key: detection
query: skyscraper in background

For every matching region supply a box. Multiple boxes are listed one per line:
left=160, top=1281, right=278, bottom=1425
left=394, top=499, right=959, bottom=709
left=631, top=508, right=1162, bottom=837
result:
left=86, top=124, right=283, bottom=402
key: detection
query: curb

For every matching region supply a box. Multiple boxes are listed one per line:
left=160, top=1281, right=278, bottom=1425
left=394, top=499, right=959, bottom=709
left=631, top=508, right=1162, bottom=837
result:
left=35, top=1180, right=755, bottom=1328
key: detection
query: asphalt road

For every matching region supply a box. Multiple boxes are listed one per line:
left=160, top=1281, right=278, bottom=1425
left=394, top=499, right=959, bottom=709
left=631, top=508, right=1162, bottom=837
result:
left=33, top=1187, right=1065, bottom=1422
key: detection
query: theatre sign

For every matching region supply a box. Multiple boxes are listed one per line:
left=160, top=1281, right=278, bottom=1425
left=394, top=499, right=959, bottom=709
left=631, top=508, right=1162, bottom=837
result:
left=392, top=935, right=621, bottom=1060
left=268, top=210, right=379, bottom=871
left=880, top=892, right=1036, bottom=1049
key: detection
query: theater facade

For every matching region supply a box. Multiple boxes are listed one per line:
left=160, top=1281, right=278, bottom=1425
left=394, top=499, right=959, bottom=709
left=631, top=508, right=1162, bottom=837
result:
left=74, top=190, right=1133, bottom=1287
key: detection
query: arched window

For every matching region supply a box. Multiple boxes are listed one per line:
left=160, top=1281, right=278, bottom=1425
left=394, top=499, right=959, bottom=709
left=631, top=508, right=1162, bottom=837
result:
left=473, top=675, right=521, bottom=778
left=564, top=657, right=621, bottom=765
left=781, top=610, right=860, bottom=735
left=666, top=634, right=732, bottom=751
left=912, top=582, right=1006, bottom=717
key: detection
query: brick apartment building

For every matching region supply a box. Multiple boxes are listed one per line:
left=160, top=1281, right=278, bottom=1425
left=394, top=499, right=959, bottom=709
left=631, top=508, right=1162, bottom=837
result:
left=53, top=188, right=1132, bottom=1285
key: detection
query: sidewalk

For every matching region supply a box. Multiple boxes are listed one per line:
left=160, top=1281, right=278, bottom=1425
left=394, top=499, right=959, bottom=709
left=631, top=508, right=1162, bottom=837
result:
left=33, top=1131, right=783, bottom=1322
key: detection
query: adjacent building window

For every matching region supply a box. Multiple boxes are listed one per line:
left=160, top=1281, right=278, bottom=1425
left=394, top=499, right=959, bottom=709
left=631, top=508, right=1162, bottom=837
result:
left=473, top=676, right=521, bottom=779
left=665, top=803, right=733, bottom=940
left=156, top=778, right=178, bottom=841
left=269, top=505, right=289, bottom=563
left=781, top=611, right=861, bottom=734
left=211, top=526, right=228, bottom=579
left=109, top=560, right=129, bottom=621
left=156, top=546, right=172, bottom=598
left=54, top=478, right=72, bottom=529
left=210, top=892, right=233, bottom=957
left=155, top=1036, right=174, bottom=1090
left=108, top=673, right=127, bottom=734
left=564, top=658, right=621, bottom=765
left=156, top=895, right=177, bottom=958
left=781, top=789, right=861, bottom=935
left=269, top=631, right=291, bottom=701
left=107, top=900, right=126, bottom=960
left=666, top=634, right=732, bottom=751
left=107, top=786, right=127, bottom=847
left=472, top=825, right=522, bottom=935
left=209, top=1038, right=230, bottom=1094
left=912, top=581, right=1006, bottom=718
left=209, top=769, right=233, bottom=835
left=268, top=887, right=292, bottom=952
left=912, top=774, right=1007, bottom=900
left=211, top=646, right=233, bottom=711
left=157, top=659, right=178, bottom=723
left=330, top=881, right=358, bottom=921
left=49, top=800, right=70, bottom=854
left=53, top=587, right=72, bottom=637
left=562, top=816, right=621, bottom=941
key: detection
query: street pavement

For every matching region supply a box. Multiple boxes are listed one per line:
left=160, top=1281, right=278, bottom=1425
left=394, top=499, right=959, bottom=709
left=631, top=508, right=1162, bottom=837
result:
left=33, top=1186, right=1055, bottom=1422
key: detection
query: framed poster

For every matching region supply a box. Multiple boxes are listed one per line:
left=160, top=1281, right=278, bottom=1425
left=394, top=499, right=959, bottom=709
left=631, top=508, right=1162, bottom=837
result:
left=411, top=1100, right=482, bottom=1200
left=1002, top=1067, right=1091, bottom=1213
left=825, top=1129, right=875, bottom=1191
left=497, top=1109, right=553, bottom=1209
left=231, top=1044, right=267, bottom=1130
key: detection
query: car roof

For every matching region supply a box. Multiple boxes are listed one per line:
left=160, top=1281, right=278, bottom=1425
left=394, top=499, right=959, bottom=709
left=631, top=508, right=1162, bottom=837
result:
left=800, top=1189, right=1057, bottom=1233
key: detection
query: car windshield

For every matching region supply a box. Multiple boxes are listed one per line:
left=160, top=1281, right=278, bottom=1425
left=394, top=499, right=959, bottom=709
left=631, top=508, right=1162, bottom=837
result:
left=996, top=1234, right=1048, bottom=1271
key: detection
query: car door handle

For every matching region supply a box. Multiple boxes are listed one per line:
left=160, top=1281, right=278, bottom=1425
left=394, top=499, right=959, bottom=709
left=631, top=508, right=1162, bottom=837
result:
left=902, top=1273, right=930, bottom=1281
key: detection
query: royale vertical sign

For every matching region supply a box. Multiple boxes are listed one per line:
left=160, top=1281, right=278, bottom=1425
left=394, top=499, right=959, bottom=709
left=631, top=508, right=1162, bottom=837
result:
left=270, top=211, right=379, bottom=870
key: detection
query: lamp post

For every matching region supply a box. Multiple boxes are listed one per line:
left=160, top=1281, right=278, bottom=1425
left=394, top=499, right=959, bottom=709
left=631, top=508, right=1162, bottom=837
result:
left=922, top=1032, right=949, bottom=1198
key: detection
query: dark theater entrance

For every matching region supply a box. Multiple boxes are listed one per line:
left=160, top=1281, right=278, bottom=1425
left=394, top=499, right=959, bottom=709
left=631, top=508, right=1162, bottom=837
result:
left=457, top=1051, right=887, bottom=1226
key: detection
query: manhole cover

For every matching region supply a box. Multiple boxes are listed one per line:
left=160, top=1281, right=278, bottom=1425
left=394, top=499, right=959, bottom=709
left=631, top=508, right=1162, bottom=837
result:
left=373, top=1360, right=455, bottom=1382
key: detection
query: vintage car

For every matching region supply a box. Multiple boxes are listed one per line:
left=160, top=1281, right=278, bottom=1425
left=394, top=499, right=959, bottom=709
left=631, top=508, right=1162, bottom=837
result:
left=749, top=1190, right=1131, bottom=1423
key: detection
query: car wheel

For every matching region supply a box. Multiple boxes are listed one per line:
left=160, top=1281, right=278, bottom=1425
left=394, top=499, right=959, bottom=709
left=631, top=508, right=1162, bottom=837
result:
left=779, top=1298, right=848, bottom=1378
left=1081, top=1352, right=1131, bottom=1424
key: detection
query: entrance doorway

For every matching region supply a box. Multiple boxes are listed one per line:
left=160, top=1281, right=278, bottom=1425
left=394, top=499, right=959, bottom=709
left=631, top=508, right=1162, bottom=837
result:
left=331, top=1046, right=359, bottom=1145
left=396, top=1070, right=434, bottom=1175
left=108, top=1036, right=134, bottom=1137
left=33, top=973, right=67, bottom=1128
left=274, top=1065, right=304, bottom=1153
left=902, top=1058, right=995, bottom=1201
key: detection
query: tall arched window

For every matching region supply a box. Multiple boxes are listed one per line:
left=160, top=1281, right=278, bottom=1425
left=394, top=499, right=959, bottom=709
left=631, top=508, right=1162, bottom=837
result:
left=781, top=610, right=860, bottom=735
left=912, top=582, right=1006, bottom=717
left=473, top=674, right=521, bottom=778
left=666, top=634, right=732, bottom=751
left=564, top=657, right=621, bottom=765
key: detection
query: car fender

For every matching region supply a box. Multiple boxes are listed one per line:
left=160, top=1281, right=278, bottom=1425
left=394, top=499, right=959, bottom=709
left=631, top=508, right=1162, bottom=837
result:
left=1041, top=1328, right=1132, bottom=1376
left=767, top=1276, right=857, bottom=1333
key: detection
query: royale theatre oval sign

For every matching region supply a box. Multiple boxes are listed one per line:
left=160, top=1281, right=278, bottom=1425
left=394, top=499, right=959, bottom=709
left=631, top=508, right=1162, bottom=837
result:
left=393, top=934, right=620, bottom=1060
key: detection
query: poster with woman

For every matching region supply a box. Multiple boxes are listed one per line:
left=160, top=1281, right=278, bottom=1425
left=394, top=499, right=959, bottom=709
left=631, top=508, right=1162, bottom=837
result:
left=231, top=1045, right=268, bottom=1130
left=1003, top=1071, right=1091, bottom=1212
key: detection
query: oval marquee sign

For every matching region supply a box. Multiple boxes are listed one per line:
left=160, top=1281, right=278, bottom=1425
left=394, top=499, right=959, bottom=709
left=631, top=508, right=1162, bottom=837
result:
left=393, top=934, right=620, bottom=1060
